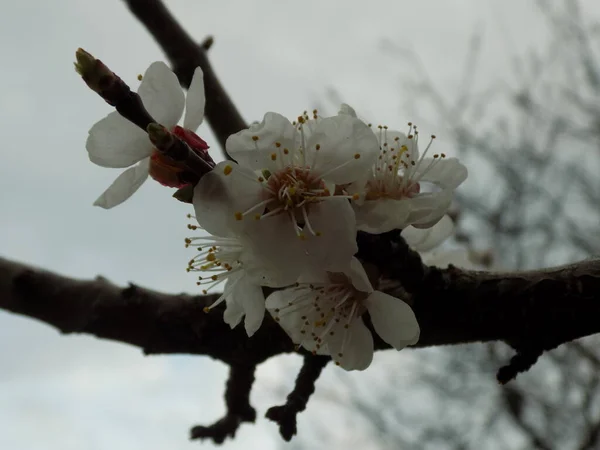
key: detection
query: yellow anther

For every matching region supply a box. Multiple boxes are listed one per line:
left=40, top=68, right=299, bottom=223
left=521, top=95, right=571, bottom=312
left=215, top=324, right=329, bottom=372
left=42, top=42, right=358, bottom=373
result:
left=275, top=142, right=281, bottom=147
left=270, top=153, right=277, bottom=161
left=252, top=135, right=259, bottom=141
left=223, top=165, right=233, bottom=175
left=137, top=74, right=143, bottom=81
left=234, top=212, right=243, bottom=221
left=354, top=153, right=361, bottom=159
left=203, top=306, right=210, bottom=313
left=206, top=253, right=216, bottom=262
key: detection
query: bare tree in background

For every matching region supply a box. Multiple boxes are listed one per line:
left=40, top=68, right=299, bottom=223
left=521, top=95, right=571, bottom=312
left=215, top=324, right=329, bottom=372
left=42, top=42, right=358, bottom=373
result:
left=323, top=1, right=600, bottom=449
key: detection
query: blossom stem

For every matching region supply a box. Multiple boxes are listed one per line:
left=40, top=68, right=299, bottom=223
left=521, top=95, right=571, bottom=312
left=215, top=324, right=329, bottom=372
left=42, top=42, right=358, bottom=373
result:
left=75, top=48, right=155, bottom=132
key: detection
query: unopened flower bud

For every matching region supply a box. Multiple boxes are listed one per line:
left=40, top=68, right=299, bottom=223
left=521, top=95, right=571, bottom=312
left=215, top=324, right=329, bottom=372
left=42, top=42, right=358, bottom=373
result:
left=74, top=48, right=117, bottom=96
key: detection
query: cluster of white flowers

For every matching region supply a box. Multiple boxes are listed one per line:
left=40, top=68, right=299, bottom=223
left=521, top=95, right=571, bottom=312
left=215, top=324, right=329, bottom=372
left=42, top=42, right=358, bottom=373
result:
left=86, top=63, right=468, bottom=371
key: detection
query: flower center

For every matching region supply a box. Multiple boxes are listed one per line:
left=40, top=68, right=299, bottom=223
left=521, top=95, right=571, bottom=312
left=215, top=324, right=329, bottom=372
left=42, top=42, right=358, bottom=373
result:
left=272, top=277, right=368, bottom=365
left=267, top=166, right=329, bottom=211
left=365, top=123, right=443, bottom=201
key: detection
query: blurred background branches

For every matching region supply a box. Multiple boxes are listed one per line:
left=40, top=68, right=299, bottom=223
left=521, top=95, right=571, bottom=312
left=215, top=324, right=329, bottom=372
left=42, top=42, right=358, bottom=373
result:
left=298, top=1, right=600, bottom=449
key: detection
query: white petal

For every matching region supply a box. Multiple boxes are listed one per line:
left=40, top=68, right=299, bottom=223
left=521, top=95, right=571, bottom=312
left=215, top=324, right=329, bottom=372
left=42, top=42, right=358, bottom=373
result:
left=414, top=157, right=467, bottom=189
left=93, top=157, right=150, bottom=209
left=223, top=296, right=244, bottom=330
left=137, top=62, right=184, bottom=127
left=193, top=161, right=264, bottom=237
left=226, top=112, right=296, bottom=172
left=302, top=198, right=357, bottom=272
left=87, top=111, right=151, bottom=168
left=308, top=115, right=379, bottom=184
left=326, top=317, right=374, bottom=371
left=230, top=275, right=265, bottom=337
left=367, top=291, right=420, bottom=349
left=183, top=67, right=205, bottom=131
left=242, top=214, right=308, bottom=286
left=222, top=271, right=246, bottom=329
left=346, top=257, right=373, bottom=294
left=354, top=198, right=411, bottom=234
left=407, top=193, right=453, bottom=229
left=422, top=249, right=474, bottom=269
left=401, top=215, right=454, bottom=252
left=338, top=103, right=357, bottom=117
left=266, top=287, right=314, bottom=343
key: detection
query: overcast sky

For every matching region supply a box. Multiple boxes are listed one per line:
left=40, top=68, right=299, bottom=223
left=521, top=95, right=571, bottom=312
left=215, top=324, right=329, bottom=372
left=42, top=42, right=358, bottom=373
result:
left=1, top=1, right=600, bottom=449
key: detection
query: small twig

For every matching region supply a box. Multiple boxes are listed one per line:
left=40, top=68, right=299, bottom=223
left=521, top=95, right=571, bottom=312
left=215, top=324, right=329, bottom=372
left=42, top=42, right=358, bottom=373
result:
left=265, top=355, right=329, bottom=441
left=497, top=347, right=544, bottom=385
left=190, top=364, right=257, bottom=444
left=76, top=49, right=216, bottom=180
left=75, top=48, right=154, bottom=131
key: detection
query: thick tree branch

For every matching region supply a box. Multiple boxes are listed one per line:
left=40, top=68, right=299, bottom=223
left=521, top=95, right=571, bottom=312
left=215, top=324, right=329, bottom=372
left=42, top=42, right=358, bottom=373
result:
left=123, top=0, right=247, bottom=151
left=0, top=257, right=290, bottom=366
left=3, top=250, right=600, bottom=440
left=3, top=255, right=600, bottom=364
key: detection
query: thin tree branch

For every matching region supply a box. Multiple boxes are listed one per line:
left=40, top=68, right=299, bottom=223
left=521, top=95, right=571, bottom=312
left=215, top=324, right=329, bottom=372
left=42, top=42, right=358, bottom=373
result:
left=265, top=355, right=329, bottom=441
left=190, top=364, right=257, bottom=443
left=123, top=0, right=246, bottom=152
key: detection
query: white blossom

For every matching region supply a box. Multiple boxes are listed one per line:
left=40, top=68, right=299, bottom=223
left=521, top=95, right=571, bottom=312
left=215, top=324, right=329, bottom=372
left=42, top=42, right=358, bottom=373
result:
left=87, top=62, right=206, bottom=209
left=266, top=258, right=419, bottom=370
left=401, top=214, right=454, bottom=252
left=185, top=217, right=282, bottom=337
left=341, top=105, right=467, bottom=233
left=401, top=215, right=475, bottom=269
left=193, top=109, right=379, bottom=282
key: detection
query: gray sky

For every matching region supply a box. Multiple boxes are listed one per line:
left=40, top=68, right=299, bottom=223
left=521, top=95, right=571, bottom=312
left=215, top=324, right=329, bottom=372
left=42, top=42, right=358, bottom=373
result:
left=1, top=1, right=599, bottom=449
